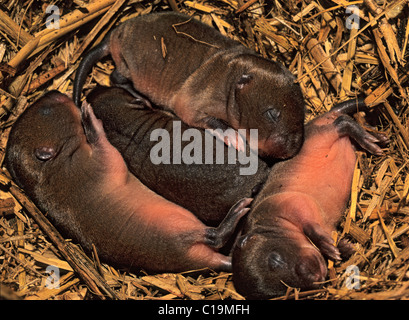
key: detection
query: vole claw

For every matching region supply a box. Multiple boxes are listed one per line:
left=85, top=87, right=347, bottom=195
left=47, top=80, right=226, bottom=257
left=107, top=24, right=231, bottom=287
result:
left=337, top=238, right=356, bottom=258
left=205, top=197, right=252, bottom=249
left=303, top=223, right=341, bottom=261
left=208, top=128, right=246, bottom=153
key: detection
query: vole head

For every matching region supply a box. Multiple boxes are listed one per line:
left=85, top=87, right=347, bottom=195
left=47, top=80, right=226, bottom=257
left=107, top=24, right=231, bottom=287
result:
left=232, top=227, right=327, bottom=299
left=5, top=91, right=86, bottom=192
left=229, top=55, right=305, bottom=161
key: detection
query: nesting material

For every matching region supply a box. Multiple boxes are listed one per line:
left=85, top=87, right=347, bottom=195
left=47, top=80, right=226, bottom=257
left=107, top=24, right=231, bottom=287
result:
left=1, top=0, right=409, bottom=300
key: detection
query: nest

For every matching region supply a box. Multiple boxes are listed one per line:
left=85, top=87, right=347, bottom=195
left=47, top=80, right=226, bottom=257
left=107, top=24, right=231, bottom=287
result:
left=0, top=0, right=409, bottom=300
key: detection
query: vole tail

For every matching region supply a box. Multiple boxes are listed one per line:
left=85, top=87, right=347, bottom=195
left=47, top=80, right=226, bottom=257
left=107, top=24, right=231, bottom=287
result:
left=330, top=97, right=367, bottom=115
left=73, top=38, right=110, bottom=107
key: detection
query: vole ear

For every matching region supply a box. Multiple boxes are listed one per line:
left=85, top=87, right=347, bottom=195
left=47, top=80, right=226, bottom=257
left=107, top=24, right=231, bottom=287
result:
left=35, top=146, right=56, bottom=161
left=236, top=74, right=252, bottom=90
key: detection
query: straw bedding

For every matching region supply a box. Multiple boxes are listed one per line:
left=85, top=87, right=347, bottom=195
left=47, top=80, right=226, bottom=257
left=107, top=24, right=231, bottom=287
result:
left=0, top=0, right=408, bottom=300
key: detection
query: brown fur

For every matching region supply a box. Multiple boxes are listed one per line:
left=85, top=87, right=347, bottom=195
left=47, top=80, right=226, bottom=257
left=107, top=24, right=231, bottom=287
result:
left=86, top=86, right=270, bottom=225
left=73, top=12, right=305, bottom=160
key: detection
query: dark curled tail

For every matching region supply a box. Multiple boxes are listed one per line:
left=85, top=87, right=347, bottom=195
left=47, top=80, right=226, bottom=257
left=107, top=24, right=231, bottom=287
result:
left=330, top=97, right=367, bottom=115
left=73, top=38, right=110, bottom=107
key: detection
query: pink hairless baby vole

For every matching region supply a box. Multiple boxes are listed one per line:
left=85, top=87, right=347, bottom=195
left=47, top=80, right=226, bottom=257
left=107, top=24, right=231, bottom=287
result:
left=232, top=98, right=389, bottom=299
left=73, top=12, right=305, bottom=161
left=5, top=91, right=252, bottom=272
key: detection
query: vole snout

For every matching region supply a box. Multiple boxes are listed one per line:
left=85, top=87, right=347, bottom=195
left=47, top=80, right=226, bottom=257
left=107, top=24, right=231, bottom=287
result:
left=294, top=250, right=328, bottom=287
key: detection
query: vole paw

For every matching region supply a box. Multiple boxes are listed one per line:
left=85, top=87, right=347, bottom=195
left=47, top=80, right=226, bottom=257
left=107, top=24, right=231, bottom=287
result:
left=230, top=197, right=253, bottom=213
left=334, top=114, right=389, bottom=155
left=358, top=131, right=385, bottom=155
left=303, top=223, right=341, bottom=261
left=208, top=128, right=246, bottom=153
left=337, top=238, right=356, bottom=258
left=81, top=101, right=105, bottom=144
left=205, top=198, right=252, bottom=249
left=129, top=97, right=152, bottom=109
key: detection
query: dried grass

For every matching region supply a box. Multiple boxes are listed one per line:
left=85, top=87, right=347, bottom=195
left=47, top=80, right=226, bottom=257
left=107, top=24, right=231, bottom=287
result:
left=1, top=0, right=409, bottom=300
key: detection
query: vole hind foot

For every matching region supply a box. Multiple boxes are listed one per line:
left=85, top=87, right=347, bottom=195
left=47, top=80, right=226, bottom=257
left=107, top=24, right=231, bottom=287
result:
left=365, top=129, right=390, bottom=146
left=115, top=83, right=152, bottom=109
left=81, top=101, right=105, bottom=144
left=334, top=114, right=388, bottom=155
left=110, top=69, right=152, bottom=109
left=303, top=223, right=341, bottom=261
left=251, top=182, right=266, bottom=198
left=205, top=198, right=252, bottom=249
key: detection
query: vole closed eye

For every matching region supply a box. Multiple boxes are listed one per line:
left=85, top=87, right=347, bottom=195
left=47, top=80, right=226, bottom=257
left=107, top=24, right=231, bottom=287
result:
left=264, top=108, right=281, bottom=123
